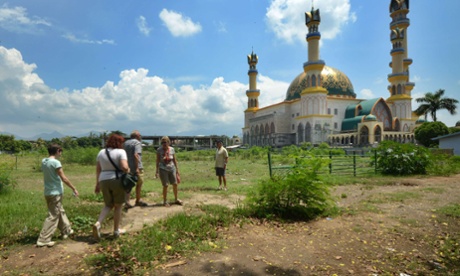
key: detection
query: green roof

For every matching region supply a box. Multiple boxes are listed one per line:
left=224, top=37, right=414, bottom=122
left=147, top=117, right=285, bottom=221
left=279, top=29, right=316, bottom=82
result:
left=342, top=98, right=380, bottom=131
left=358, top=98, right=379, bottom=115
left=342, top=116, right=365, bottom=131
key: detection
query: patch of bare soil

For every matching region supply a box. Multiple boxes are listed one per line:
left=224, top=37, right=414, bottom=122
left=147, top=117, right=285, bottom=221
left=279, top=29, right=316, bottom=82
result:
left=2, top=175, right=460, bottom=275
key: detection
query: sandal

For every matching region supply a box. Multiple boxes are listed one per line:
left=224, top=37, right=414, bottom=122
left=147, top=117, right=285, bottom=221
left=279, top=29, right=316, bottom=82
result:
left=163, top=202, right=170, bottom=207
left=175, top=199, right=183, bottom=206
left=124, top=203, right=133, bottom=210
left=135, top=200, right=148, bottom=207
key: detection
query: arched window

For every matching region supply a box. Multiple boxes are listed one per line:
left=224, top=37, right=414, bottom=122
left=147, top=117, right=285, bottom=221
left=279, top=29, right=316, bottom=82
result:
left=374, top=125, right=382, bottom=143
left=305, top=122, right=312, bottom=142
left=297, top=123, right=304, bottom=144
left=360, top=126, right=369, bottom=145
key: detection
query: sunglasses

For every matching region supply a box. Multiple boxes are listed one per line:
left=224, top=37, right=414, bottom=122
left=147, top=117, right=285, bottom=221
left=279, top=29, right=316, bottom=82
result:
left=161, top=141, right=167, bottom=144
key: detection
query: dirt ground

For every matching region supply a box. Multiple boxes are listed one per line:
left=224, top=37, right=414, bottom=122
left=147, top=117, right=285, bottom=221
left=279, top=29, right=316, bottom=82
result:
left=1, top=175, right=460, bottom=275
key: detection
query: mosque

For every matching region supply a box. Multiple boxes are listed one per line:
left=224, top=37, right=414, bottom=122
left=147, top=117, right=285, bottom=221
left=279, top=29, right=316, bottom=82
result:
left=242, top=0, right=419, bottom=148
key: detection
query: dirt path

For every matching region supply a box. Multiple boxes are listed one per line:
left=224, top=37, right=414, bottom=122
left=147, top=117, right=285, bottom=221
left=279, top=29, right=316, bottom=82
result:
left=1, top=175, right=460, bottom=275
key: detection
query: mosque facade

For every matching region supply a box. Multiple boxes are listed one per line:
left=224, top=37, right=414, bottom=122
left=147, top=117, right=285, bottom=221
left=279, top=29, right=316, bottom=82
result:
left=242, top=0, right=418, bottom=148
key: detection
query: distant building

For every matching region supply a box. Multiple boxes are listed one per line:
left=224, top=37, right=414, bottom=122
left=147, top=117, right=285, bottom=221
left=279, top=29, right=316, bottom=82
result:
left=231, top=136, right=242, bottom=145
left=243, top=0, right=417, bottom=148
left=432, top=130, right=460, bottom=156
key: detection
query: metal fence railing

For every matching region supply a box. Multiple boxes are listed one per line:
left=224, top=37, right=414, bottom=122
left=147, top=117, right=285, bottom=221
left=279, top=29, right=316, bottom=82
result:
left=268, top=150, right=379, bottom=178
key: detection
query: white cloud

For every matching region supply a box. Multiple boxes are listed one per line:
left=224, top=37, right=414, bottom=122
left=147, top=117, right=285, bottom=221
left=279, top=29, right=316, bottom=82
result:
left=257, top=74, right=288, bottom=106
left=0, top=46, right=249, bottom=138
left=359, top=88, right=375, bottom=99
left=266, top=0, right=355, bottom=44
left=159, top=9, right=202, bottom=37
left=215, top=21, right=227, bottom=33
left=136, top=15, right=151, bottom=36
left=62, top=33, right=115, bottom=45
left=0, top=4, right=51, bottom=34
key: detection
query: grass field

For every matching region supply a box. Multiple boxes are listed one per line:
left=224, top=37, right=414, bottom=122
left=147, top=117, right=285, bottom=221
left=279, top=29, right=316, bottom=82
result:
left=0, top=148, right=268, bottom=244
left=2, top=147, right=460, bottom=275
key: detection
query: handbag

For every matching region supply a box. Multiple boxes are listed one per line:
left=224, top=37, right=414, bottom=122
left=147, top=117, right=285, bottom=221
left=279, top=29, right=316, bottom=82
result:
left=105, top=149, right=137, bottom=192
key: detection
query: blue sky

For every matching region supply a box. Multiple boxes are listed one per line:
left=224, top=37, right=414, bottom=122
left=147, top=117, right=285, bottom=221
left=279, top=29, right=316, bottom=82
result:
left=0, top=0, right=459, bottom=139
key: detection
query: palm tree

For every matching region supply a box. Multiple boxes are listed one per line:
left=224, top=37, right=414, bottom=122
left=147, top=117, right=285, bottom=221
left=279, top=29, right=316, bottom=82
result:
left=414, top=89, right=458, bottom=122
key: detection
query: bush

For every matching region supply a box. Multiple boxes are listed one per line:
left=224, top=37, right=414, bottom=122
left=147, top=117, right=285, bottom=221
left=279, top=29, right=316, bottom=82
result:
left=246, top=152, right=335, bottom=220
left=63, top=147, right=101, bottom=165
left=0, top=162, right=16, bottom=192
left=375, top=140, right=431, bottom=175
left=415, top=121, right=449, bottom=147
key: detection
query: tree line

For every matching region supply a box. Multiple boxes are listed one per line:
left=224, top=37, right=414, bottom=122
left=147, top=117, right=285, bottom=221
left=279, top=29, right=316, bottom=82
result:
left=0, top=132, right=106, bottom=154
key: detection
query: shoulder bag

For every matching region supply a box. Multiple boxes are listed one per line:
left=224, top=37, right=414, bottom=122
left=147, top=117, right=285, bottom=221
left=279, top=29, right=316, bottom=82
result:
left=105, top=149, right=137, bottom=192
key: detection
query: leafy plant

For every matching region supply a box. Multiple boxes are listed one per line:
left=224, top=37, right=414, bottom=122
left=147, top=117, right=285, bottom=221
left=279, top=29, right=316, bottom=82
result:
left=247, top=152, right=336, bottom=220
left=374, top=140, right=431, bottom=175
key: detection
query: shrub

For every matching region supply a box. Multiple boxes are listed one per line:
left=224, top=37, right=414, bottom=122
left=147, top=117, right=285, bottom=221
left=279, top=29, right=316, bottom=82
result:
left=414, top=121, right=449, bottom=147
left=246, top=152, right=335, bottom=220
left=0, top=162, right=16, bottom=192
left=375, top=140, right=431, bottom=175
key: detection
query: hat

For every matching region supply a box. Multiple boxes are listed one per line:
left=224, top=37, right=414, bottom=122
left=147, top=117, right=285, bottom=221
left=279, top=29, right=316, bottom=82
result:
left=216, top=140, right=223, bottom=143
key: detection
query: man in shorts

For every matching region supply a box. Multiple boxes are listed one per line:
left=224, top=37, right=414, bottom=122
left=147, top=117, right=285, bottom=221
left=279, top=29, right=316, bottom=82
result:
left=124, top=130, right=148, bottom=208
left=215, top=140, right=229, bottom=191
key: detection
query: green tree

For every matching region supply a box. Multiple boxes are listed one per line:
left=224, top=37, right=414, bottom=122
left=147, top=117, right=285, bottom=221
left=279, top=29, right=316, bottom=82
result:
left=414, top=89, right=458, bottom=122
left=448, top=127, right=460, bottom=134
left=0, top=135, right=33, bottom=153
left=414, top=121, right=449, bottom=147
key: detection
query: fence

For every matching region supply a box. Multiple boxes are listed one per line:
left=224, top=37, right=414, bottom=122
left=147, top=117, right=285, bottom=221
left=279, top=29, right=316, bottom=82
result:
left=268, top=150, right=379, bottom=178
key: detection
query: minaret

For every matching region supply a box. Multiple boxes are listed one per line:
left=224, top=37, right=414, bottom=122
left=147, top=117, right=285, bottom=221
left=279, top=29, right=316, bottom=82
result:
left=243, top=51, right=259, bottom=144
left=246, top=51, right=260, bottom=112
left=387, top=0, right=414, bottom=130
left=300, top=6, right=328, bottom=117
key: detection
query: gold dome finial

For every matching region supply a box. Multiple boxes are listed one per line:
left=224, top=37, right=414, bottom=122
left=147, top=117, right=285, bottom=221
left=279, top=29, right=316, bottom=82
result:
left=247, top=49, right=258, bottom=70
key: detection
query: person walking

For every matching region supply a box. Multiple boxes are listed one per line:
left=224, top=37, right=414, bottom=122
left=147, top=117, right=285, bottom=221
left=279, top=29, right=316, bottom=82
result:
left=93, top=133, right=129, bottom=240
left=155, top=136, right=182, bottom=206
left=215, top=140, right=229, bottom=191
left=37, top=144, right=78, bottom=247
left=124, top=130, right=148, bottom=209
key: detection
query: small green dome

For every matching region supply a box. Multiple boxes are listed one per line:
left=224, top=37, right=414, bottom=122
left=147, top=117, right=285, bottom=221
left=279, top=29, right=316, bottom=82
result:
left=416, top=118, right=426, bottom=124
left=364, top=114, right=377, bottom=121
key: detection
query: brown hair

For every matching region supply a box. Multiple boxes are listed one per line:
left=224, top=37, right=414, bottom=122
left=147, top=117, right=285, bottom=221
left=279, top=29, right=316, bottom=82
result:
left=47, top=144, right=62, bottom=155
left=105, top=133, right=125, bottom=149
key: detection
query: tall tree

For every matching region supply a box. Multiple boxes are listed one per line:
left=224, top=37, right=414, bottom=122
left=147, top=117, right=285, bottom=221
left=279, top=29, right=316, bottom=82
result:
left=414, top=89, right=458, bottom=122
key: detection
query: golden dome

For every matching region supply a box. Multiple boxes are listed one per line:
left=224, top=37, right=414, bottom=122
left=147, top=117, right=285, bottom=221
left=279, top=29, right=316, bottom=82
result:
left=285, top=65, right=356, bottom=101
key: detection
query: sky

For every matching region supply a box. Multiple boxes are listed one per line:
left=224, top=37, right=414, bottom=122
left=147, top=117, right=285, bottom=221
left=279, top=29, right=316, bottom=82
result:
left=0, top=0, right=459, bottom=139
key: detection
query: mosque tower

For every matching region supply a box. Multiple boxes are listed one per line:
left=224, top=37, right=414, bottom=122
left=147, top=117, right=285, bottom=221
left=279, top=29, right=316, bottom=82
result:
left=243, top=51, right=260, bottom=142
left=386, top=0, right=415, bottom=131
left=300, top=6, right=328, bottom=117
